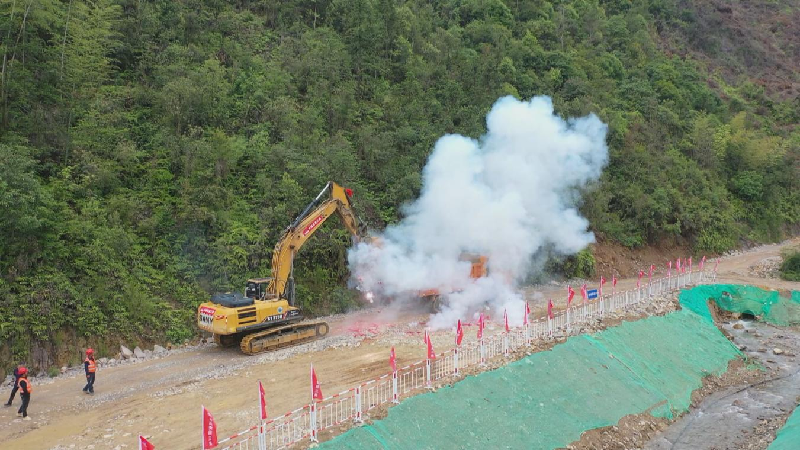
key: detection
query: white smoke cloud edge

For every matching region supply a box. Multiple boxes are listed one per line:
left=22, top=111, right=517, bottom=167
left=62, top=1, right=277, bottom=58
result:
left=348, top=96, right=608, bottom=330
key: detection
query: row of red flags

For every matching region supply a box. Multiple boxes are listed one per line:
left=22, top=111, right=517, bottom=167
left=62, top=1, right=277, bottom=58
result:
left=198, top=371, right=319, bottom=449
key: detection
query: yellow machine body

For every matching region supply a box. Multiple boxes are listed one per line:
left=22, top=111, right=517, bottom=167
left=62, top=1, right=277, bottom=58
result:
left=197, top=298, right=299, bottom=337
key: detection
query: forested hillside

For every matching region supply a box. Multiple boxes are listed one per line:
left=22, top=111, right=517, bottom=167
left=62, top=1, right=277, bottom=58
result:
left=1, top=0, right=797, bottom=370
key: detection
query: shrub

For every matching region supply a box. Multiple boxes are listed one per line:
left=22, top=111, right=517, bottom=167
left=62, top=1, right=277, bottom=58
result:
left=780, top=249, right=800, bottom=282
left=563, top=249, right=597, bottom=279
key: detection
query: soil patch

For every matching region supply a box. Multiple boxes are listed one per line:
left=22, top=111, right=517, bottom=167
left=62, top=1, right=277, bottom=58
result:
left=591, top=240, right=693, bottom=279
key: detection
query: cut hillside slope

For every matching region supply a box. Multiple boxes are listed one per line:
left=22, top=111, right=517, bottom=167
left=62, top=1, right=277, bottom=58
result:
left=658, top=0, right=800, bottom=100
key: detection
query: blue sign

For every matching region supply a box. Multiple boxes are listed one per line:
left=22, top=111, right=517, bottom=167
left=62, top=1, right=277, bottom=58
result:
left=587, top=289, right=599, bottom=299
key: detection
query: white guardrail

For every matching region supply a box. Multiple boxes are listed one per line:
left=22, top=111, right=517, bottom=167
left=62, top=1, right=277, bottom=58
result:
left=214, top=270, right=717, bottom=449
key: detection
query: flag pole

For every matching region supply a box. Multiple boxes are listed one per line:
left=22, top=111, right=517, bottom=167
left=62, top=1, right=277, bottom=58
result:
left=310, top=364, right=317, bottom=443
left=200, top=405, right=204, bottom=450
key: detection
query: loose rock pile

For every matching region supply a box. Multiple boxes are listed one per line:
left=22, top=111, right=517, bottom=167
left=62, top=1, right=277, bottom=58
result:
left=748, top=256, right=782, bottom=279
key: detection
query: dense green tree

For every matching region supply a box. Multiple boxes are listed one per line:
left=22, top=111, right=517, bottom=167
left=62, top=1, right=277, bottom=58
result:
left=0, top=0, right=796, bottom=371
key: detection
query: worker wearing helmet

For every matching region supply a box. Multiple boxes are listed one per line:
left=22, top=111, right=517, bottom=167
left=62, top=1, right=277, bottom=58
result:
left=16, top=367, right=31, bottom=420
left=4, top=364, right=25, bottom=407
left=82, top=349, right=97, bottom=395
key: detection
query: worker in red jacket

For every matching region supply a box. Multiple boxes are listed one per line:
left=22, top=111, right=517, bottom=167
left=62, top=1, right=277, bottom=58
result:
left=16, top=367, right=31, bottom=420
left=82, top=348, right=97, bottom=394
left=4, top=364, right=25, bottom=407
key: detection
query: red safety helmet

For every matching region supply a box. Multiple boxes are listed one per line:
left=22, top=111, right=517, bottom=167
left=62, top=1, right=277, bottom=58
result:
left=17, top=366, right=28, bottom=376
left=86, top=348, right=94, bottom=356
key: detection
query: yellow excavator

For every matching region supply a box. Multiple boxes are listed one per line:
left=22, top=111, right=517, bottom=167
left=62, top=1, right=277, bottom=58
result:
left=197, top=181, right=366, bottom=355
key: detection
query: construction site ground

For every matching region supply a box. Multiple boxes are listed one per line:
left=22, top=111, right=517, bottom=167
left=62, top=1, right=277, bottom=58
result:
left=1, top=238, right=798, bottom=450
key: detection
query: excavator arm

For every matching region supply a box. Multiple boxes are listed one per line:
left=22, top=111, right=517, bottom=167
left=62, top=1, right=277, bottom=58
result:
left=266, top=182, right=365, bottom=303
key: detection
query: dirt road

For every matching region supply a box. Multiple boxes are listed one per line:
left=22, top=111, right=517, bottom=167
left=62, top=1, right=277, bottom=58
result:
left=1, top=238, right=797, bottom=450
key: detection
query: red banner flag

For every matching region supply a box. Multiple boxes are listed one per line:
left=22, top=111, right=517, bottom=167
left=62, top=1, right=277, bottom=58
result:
left=139, top=436, right=155, bottom=450
left=456, top=320, right=464, bottom=346
left=524, top=302, right=530, bottom=325
left=637, top=270, right=644, bottom=288
left=700, top=255, right=706, bottom=271
left=504, top=309, right=509, bottom=333
left=389, top=347, right=397, bottom=372
left=311, top=365, right=323, bottom=401
left=425, top=330, right=436, bottom=360
left=202, top=406, right=217, bottom=450
left=567, top=285, right=575, bottom=306
left=581, top=284, right=588, bottom=303
left=612, top=275, right=617, bottom=287
left=258, top=381, right=267, bottom=421
left=600, top=276, right=606, bottom=286
left=547, top=299, right=554, bottom=320
left=649, top=264, right=655, bottom=278
left=477, top=313, right=485, bottom=339
left=676, top=258, right=681, bottom=272
left=688, top=256, right=693, bottom=271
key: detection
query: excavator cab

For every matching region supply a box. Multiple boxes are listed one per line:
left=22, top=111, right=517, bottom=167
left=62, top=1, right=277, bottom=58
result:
left=245, top=278, right=272, bottom=301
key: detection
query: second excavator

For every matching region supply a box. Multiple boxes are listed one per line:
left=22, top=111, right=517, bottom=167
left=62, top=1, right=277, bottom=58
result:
left=197, top=181, right=366, bottom=355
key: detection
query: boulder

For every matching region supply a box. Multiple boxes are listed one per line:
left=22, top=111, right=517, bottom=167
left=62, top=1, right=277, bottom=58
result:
left=60, top=366, right=68, bottom=374
left=133, top=346, right=146, bottom=359
left=99, top=358, right=109, bottom=365
left=733, top=323, right=744, bottom=330
left=120, top=345, right=134, bottom=359
left=153, top=345, right=166, bottom=354
left=773, top=348, right=785, bottom=355
left=107, top=359, right=116, bottom=366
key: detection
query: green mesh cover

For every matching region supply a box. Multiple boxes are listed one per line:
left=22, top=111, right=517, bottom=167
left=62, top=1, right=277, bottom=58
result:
left=679, top=284, right=800, bottom=326
left=321, top=309, right=740, bottom=450
left=770, top=403, right=800, bottom=450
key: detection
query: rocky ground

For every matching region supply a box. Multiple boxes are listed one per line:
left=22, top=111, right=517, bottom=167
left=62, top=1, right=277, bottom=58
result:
left=644, top=317, right=800, bottom=450
left=748, top=256, right=783, bottom=279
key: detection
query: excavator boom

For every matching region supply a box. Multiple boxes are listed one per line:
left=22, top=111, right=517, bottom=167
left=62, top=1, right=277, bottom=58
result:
left=267, top=182, right=365, bottom=303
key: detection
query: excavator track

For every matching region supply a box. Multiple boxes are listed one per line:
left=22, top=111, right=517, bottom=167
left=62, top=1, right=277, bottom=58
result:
left=239, top=321, right=330, bottom=355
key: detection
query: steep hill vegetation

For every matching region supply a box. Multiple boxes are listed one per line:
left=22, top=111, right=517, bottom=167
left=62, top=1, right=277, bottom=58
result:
left=1, top=0, right=797, bottom=371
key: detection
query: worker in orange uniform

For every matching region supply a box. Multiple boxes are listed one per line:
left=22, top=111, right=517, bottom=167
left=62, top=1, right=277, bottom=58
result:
left=16, top=367, right=31, bottom=420
left=4, top=364, right=25, bottom=407
left=82, top=348, right=97, bottom=394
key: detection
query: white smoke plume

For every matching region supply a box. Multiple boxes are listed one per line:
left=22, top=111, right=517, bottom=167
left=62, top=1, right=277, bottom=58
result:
left=349, top=96, right=608, bottom=329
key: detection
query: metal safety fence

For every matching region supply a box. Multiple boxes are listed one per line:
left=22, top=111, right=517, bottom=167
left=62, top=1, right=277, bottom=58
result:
left=216, top=269, right=717, bottom=449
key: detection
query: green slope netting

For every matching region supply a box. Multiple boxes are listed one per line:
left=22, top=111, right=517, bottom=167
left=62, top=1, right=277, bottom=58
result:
left=321, top=309, right=740, bottom=450
left=679, top=284, right=800, bottom=326
left=769, top=403, right=800, bottom=450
